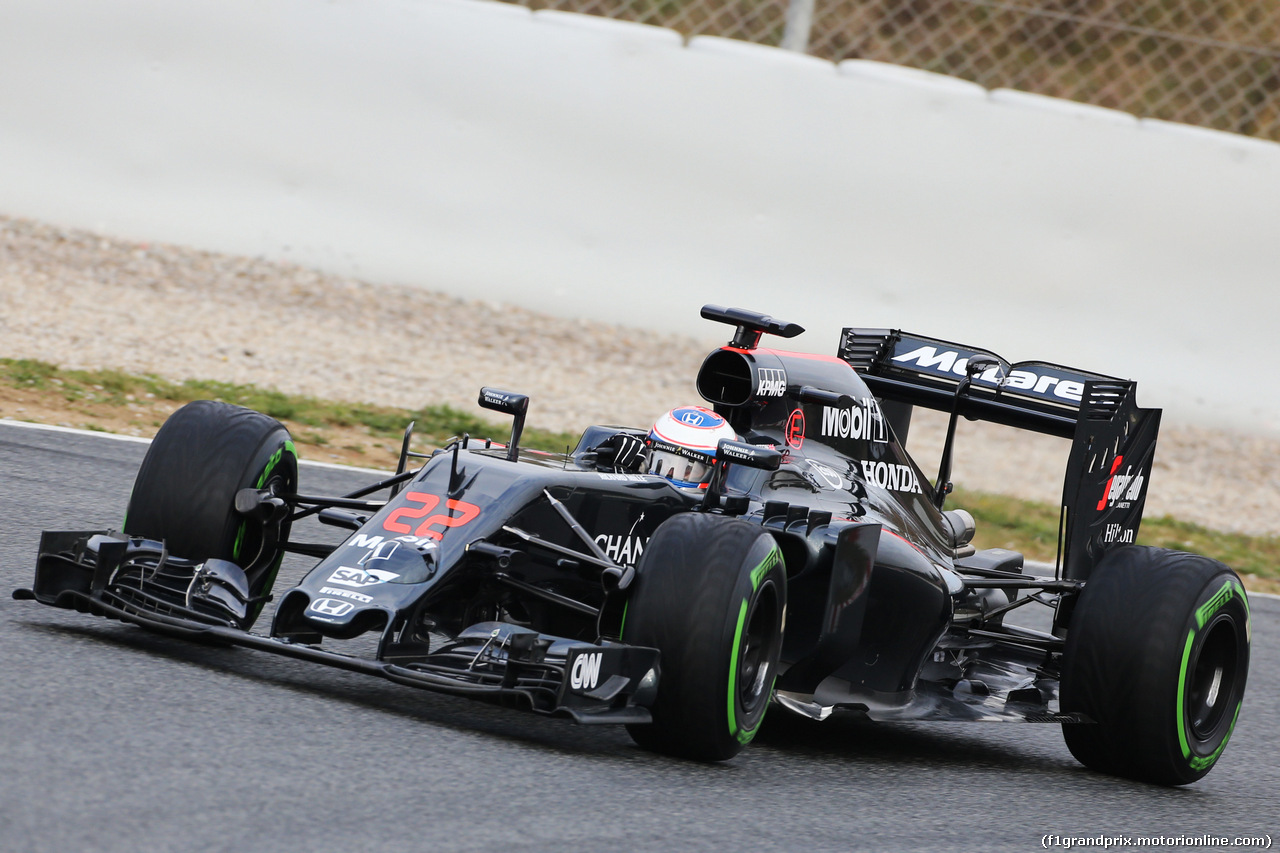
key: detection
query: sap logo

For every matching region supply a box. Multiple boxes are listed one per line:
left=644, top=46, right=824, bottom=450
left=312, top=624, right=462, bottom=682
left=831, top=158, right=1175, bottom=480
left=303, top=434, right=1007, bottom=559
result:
left=570, top=652, right=603, bottom=691
left=318, top=586, right=374, bottom=604
left=892, top=345, right=1085, bottom=403
left=820, top=398, right=887, bottom=443
left=594, top=534, right=647, bottom=566
left=309, top=598, right=354, bottom=618
left=756, top=368, right=787, bottom=397
left=1102, top=524, right=1136, bottom=544
left=326, top=567, right=399, bottom=588
left=860, top=460, right=923, bottom=494
left=1098, top=465, right=1145, bottom=511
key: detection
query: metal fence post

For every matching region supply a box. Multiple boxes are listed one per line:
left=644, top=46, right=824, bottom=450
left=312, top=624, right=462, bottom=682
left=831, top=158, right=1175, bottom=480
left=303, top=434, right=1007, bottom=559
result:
left=780, top=0, right=815, bottom=52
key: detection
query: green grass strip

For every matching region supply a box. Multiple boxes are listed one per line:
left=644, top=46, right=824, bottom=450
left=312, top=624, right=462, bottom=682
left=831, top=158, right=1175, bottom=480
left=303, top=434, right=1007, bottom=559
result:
left=0, top=357, right=578, bottom=452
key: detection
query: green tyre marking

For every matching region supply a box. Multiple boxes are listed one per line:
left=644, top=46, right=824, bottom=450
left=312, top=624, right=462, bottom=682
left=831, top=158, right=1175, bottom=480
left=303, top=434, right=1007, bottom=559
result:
left=749, top=546, right=781, bottom=591
left=729, top=542, right=782, bottom=743
left=1196, top=580, right=1235, bottom=628
left=727, top=597, right=750, bottom=743
left=1176, top=629, right=1196, bottom=761
left=1189, top=704, right=1240, bottom=771
left=1176, top=621, right=1243, bottom=772
left=237, top=437, right=294, bottom=562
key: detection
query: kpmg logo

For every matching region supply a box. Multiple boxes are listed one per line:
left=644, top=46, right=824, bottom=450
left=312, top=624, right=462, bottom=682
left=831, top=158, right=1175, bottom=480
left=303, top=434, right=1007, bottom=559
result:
left=756, top=368, right=787, bottom=397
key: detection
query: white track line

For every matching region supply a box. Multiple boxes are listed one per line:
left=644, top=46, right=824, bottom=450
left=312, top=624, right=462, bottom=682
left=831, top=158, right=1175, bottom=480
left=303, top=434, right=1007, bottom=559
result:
left=0, top=417, right=392, bottom=475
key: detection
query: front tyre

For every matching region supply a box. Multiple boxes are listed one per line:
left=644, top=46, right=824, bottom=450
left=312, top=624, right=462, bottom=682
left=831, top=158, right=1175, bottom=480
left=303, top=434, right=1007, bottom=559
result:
left=123, top=400, right=298, bottom=626
left=623, top=513, right=786, bottom=761
left=1059, top=546, right=1250, bottom=785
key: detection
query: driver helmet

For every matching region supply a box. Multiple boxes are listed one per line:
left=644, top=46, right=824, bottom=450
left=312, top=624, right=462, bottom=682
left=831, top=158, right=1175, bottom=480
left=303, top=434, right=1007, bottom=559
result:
left=646, top=406, right=736, bottom=489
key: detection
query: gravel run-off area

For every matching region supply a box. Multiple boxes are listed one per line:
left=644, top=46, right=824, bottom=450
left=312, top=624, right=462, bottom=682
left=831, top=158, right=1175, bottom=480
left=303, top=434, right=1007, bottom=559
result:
left=2, top=214, right=1278, bottom=537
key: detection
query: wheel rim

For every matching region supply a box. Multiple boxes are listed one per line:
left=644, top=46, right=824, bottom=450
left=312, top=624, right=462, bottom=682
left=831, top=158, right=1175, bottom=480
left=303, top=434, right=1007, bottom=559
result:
left=1187, top=616, right=1239, bottom=740
left=737, top=582, right=780, bottom=712
left=235, top=472, right=289, bottom=568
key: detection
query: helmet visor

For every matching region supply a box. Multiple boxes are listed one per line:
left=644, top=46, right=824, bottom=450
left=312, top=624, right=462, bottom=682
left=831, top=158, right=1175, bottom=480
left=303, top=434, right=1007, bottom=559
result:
left=648, top=448, right=714, bottom=488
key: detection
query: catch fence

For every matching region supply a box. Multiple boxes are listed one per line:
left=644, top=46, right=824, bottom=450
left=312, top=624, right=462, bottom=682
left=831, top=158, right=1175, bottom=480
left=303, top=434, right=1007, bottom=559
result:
left=505, top=0, right=1280, bottom=141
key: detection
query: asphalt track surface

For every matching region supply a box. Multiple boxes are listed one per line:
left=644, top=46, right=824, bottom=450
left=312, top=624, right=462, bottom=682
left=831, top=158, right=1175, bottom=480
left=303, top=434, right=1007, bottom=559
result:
left=2, top=422, right=1277, bottom=853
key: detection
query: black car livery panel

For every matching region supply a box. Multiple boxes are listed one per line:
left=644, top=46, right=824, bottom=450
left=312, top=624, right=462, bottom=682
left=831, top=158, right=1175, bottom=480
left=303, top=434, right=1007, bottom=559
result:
left=15, top=305, right=1247, bottom=784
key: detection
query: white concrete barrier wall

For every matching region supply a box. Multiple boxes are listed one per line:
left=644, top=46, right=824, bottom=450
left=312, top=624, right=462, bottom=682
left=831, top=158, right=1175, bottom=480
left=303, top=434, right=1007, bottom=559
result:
left=2, top=0, right=1278, bottom=433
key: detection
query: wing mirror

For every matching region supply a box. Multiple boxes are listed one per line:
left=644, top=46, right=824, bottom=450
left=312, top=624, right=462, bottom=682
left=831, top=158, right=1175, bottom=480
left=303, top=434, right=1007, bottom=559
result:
left=478, top=387, right=529, bottom=462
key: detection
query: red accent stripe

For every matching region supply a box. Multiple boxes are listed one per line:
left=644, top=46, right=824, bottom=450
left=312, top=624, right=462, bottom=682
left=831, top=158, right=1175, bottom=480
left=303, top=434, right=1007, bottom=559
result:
left=756, top=348, right=855, bottom=367
left=1097, top=455, right=1124, bottom=511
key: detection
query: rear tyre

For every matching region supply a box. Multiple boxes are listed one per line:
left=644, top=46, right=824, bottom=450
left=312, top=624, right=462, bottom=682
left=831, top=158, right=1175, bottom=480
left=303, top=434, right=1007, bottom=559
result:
left=1059, top=545, right=1250, bottom=785
left=123, top=400, right=298, bottom=626
left=623, top=513, right=786, bottom=761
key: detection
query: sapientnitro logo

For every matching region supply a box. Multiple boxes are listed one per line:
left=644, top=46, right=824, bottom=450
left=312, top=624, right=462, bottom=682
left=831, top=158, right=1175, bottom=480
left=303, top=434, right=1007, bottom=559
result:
left=1098, top=458, right=1145, bottom=511
left=860, top=460, right=922, bottom=494
left=821, top=398, right=887, bottom=442
left=756, top=368, right=787, bottom=397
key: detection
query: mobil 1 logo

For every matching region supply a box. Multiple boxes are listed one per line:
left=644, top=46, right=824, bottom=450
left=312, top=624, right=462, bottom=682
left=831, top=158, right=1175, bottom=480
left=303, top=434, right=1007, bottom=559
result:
left=820, top=397, right=888, bottom=443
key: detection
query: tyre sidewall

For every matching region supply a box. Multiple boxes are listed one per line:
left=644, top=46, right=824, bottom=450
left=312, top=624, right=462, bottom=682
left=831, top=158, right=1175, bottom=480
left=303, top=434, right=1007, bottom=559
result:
left=623, top=513, right=786, bottom=760
left=1061, top=546, right=1250, bottom=784
left=722, top=531, right=786, bottom=747
left=1166, top=572, right=1249, bottom=779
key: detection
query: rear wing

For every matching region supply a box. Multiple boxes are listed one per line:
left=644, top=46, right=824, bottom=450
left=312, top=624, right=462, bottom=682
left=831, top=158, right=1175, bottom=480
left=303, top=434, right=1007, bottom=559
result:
left=838, top=329, right=1162, bottom=583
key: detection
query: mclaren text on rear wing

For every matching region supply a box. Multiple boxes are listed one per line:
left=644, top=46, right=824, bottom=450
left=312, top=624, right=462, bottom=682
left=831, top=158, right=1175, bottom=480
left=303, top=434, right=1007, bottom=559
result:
left=837, top=328, right=1162, bottom=583
left=839, top=329, right=1137, bottom=437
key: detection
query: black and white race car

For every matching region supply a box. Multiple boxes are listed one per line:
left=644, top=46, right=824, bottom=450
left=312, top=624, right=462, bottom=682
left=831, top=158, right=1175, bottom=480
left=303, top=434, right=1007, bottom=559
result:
left=16, top=305, right=1249, bottom=785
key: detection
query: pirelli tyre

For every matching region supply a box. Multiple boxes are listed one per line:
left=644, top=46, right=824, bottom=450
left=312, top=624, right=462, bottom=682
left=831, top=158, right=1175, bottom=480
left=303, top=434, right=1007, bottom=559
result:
left=1059, top=546, right=1250, bottom=785
left=622, top=512, right=786, bottom=761
left=123, top=400, right=298, bottom=626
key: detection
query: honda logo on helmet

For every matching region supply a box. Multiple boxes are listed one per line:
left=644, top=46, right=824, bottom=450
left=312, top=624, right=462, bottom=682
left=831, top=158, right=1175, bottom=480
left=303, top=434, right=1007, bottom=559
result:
left=673, top=406, right=720, bottom=427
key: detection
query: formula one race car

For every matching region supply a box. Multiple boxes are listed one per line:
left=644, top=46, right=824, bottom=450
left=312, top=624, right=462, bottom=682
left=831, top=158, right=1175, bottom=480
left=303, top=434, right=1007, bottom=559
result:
left=15, top=305, right=1250, bottom=785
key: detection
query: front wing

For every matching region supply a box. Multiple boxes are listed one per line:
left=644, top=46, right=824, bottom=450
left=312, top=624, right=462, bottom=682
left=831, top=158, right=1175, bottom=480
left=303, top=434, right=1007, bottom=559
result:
left=14, top=530, right=659, bottom=725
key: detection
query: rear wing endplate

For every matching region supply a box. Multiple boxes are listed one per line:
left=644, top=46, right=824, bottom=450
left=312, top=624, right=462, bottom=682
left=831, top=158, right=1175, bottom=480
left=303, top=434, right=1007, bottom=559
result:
left=839, top=329, right=1162, bottom=583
